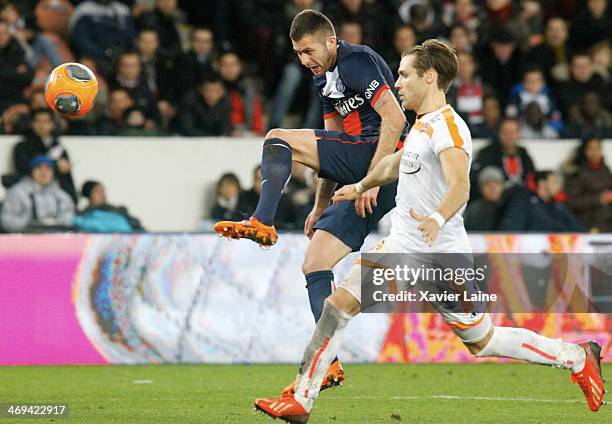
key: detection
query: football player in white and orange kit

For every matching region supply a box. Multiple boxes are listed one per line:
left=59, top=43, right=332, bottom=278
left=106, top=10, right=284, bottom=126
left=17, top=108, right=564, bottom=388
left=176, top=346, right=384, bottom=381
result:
left=254, top=40, right=605, bottom=423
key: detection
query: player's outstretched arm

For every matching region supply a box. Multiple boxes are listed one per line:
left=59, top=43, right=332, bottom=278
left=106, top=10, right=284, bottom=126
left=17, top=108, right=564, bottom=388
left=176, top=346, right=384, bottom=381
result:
left=410, top=147, right=470, bottom=246
left=353, top=89, right=405, bottom=216
left=332, top=148, right=403, bottom=206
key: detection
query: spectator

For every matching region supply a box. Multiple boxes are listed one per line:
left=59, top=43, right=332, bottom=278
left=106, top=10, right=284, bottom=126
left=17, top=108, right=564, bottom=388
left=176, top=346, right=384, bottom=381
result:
left=499, top=171, right=584, bottom=232
left=387, top=24, right=416, bottom=78
left=0, top=0, right=67, bottom=69
left=506, top=67, right=563, bottom=133
left=339, top=20, right=363, bottom=45
left=556, top=52, right=609, bottom=118
left=136, top=0, right=183, bottom=57
left=217, top=51, right=264, bottom=136
left=0, top=21, right=33, bottom=113
left=505, top=0, right=545, bottom=52
left=563, top=92, right=612, bottom=139
left=478, top=29, right=522, bottom=107
left=464, top=166, right=505, bottom=231
left=448, top=23, right=474, bottom=54
left=563, top=137, right=612, bottom=232
left=450, top=51, right=484, bottom=128
left=326, top=0, right=387, bottom=52
left=68, top=0, right=137, bottom=78
left=209, top=172, right=249, bottom=221
left=241, top=165, right=295, bottom=229
left=75, top=180, right=145, bottom=232
left=110, top=51, right=159, bottom=127
left=471, top=118, right=537, bottom=199
left=519, top=102, right=559, bottom=139
left=175, top=28, right=216, bottom=100
left=179, top=74, right=231, bottom=136
left=136, top=29, right=176, bottom=130
left=136, top=29, right=176, bottom=101
left=525, top=18, right=572, bottom=84
left=590, top=40, right=611, bottom=82
left=284, top=162, right=316, bottom=227
left=35, top=0, right=74, bottom=39
left=120, top=107, right=164, bottom=136
left=472, top=95, right=501, bottom=139
left=1, top=155, right=75, bottom=233
left=398, top=2, right=446, bottom=44
left=442, top=0, right=480, bottom=38
left=570, top=0, right=612, bottom=51
left=13, top=109, right=77, bottom=202
left=97, top=88, right=134, bottom=135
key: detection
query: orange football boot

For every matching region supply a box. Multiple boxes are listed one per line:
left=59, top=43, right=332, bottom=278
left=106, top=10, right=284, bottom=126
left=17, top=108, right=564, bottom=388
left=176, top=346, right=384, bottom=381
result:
left=571, top=341, right=606, bottom=411
left=281, top=360, right=345, bottom=397
left=254, top=394, right=310, bottom=423
left=214, top=217, right=278, bottom=246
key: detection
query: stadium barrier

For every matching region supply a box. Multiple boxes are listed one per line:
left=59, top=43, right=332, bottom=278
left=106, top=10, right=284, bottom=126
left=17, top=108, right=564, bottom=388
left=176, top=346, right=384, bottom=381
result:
left=1, top=136, right=610, bottom=231
left=1, top=232, right=610, bottom=365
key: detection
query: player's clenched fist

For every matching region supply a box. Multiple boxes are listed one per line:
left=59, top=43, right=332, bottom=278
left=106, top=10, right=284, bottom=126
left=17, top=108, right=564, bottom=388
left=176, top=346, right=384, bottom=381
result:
left=409, top=208, right=441, bottom=247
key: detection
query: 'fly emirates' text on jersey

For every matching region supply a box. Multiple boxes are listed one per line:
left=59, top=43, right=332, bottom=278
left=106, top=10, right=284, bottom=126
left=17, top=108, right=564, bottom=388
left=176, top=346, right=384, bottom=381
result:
left=390, top=105, right=473, bottom=252
left=314, top=40, right=409, bottom=139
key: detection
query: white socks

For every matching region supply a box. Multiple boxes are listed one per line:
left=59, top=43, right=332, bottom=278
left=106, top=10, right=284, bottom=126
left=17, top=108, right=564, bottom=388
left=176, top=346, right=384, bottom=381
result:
left=476, top=326, right=586, bottom=373
left=294, top=300, right=352, bottom=411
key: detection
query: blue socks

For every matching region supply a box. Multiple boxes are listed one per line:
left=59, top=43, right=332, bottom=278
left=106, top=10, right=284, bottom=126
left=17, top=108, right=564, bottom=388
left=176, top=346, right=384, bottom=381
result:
left=305, top=270, right=334, bottom=322
left=253, top=138, right=292, bottom=226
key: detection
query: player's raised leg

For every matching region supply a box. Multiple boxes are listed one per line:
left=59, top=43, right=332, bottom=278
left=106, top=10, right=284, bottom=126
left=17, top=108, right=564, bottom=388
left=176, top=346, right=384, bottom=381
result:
left=214, top=129, right=319, bottom=246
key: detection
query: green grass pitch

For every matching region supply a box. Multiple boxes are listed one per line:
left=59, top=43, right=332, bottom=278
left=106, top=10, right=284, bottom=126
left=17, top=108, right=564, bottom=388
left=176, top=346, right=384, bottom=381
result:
left=0, top=363, right=609, bottom=423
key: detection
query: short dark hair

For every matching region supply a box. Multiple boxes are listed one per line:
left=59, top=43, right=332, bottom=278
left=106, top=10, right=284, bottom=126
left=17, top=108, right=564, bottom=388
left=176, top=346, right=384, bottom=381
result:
left=499, top=116, right=520, bottom=128
left=522, top=65, right=543, bottom=78
left=290, top=9, right=335, bottom=41
left=217, top=172, right=241, bottom=192
left=403, top=39, right=458, bottom=92
left=570, top=51, right=591, bottom=63
left=31, top=108, right=54, bottom=120
left=81, top=180, right=101, bottom=199
left=201, top=72, right=223, bottom=85
left=536, top=170, right=554, bottom=184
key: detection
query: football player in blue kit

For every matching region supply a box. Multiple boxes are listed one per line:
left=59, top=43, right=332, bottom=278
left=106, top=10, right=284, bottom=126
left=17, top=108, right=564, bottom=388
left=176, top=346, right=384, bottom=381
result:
left=214, top=9, right=408, bottom=394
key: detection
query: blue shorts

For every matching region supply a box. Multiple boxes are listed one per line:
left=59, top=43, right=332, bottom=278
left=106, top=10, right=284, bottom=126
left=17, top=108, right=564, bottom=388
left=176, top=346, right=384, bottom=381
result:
left=315, top=129, right=379, bottom=185
left=313, top=129, right=397, bottom=252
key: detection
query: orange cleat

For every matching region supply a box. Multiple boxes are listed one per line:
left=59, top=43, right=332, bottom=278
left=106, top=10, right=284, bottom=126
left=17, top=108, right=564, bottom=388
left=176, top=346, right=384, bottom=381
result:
left=281, top=360, right=345, bottom=397
left=254, top=394, right=310, bottom=423
left=214, top=217, right=278, bottom=246
left=571, top=341, right=606, bottom=412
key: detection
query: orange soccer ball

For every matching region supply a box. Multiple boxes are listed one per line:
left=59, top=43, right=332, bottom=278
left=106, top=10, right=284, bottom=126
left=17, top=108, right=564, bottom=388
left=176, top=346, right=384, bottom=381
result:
left=44, top=62, right=98, bottom=118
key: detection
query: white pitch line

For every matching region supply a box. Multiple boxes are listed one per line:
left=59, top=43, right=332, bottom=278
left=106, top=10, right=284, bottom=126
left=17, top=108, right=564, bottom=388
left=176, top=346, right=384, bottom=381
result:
left=89, top=395, right=584, bottom=405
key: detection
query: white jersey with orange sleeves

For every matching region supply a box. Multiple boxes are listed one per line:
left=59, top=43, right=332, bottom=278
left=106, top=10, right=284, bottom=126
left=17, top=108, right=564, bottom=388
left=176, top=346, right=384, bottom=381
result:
left=388, top=104, right=472, bottom=253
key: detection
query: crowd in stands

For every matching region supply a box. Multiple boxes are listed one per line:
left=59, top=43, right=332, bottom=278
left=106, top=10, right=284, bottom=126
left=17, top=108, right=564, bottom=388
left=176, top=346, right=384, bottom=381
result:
left=0, top=0, right=610, bottom=233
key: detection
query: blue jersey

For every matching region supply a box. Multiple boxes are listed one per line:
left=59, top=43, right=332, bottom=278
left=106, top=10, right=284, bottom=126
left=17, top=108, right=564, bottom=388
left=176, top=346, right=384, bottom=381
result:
left=314, top=40, right=409, bottom=139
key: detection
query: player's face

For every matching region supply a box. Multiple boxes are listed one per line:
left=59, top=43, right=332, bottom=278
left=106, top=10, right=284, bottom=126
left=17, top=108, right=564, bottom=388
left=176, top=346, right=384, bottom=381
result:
left=292, top=34, right=336, bottom=76
left=395, top=54, right=427, bottom=111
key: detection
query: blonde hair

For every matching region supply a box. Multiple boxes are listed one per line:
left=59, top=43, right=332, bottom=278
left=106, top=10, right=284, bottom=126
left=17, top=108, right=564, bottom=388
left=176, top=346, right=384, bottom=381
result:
left=403, top=39, right=458, bottom=92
